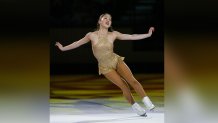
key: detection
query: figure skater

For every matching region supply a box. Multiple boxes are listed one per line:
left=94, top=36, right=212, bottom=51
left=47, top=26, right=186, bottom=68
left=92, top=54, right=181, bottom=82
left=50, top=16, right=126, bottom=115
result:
left=55, top=13, right=155, bottom=116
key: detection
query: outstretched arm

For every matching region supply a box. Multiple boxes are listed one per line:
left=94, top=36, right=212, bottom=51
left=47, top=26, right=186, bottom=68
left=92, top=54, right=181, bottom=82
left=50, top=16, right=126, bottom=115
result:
left=115, top=27, right=154, bottom=40
left=55, top=32, right=91, bottom=51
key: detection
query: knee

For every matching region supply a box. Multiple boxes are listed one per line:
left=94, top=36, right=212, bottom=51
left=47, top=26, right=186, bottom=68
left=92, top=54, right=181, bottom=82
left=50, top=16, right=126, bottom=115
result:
left=128, top=78, right=139, bottom=87
left=119, top=84, right=131, bottom=93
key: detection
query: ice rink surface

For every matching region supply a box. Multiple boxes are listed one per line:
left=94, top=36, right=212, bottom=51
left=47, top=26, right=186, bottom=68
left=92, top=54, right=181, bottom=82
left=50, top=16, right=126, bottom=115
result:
left=50, top=74, right=164, bottom=123
left=50, top=99, right=164, bottom=123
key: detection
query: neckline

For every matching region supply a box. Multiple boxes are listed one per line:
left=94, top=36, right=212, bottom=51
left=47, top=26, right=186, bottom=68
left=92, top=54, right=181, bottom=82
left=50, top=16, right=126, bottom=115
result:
left=97, top=31, right=108, bottom=39
left=97, top=31, right=108, bottom=42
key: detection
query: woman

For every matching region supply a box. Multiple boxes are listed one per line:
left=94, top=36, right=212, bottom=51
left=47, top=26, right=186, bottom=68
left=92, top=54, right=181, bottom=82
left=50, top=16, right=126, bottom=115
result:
left=55, top=13, right=155, bottom=116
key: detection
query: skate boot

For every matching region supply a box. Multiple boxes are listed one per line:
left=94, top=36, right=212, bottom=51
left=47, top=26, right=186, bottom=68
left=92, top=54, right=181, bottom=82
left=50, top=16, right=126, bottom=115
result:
left=142, top=96, right=155, bottom=110
left=131, top=103, right=147, bottom=116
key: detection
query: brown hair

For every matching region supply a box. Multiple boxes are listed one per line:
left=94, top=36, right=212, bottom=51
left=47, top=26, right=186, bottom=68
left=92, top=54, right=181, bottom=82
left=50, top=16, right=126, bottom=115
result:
left=96, top=13, right=114, bottom=32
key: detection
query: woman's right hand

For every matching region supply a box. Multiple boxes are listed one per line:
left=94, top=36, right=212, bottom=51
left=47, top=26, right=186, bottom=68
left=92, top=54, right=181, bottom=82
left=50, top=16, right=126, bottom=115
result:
left=55, top=42, right=64, bottom=51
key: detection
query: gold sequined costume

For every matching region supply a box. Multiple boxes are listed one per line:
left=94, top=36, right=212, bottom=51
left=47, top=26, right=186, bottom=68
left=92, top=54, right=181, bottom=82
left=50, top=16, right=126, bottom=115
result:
left=92, top=35, right=124, bottom=75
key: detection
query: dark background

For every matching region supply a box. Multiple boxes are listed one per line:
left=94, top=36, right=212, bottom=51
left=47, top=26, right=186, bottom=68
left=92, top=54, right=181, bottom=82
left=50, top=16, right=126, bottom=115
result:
left=50, top=0, right=164, bottom=75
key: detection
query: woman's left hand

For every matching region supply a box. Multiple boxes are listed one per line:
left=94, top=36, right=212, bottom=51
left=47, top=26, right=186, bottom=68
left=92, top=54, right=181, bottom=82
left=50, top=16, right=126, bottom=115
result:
left=149, top=27, right=155, bottom=33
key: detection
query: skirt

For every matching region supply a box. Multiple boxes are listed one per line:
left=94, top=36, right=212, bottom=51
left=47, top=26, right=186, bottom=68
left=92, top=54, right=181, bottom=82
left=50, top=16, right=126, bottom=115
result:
left=98, top=53, right=125, bottom=75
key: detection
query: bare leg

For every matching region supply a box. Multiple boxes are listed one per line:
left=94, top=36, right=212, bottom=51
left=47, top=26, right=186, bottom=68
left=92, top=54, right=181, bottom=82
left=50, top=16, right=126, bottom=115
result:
left=116, top=59, right=147, bottom=98
left=116, top=60, right=155, bottom=110
left=103, top=70, right=135, bottom=105
left=104, top=69, right=147, bottom=116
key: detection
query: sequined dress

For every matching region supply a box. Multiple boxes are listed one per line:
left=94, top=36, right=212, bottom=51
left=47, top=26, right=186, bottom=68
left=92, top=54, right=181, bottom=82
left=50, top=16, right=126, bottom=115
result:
left=92, top=35, right=124, bottom=75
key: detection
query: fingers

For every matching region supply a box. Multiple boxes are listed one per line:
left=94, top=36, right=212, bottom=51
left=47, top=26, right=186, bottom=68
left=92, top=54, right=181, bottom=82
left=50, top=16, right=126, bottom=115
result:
left=55, top=42, right=61, bottom=47
left=54, top=42, right=63, bottom=51
left=150, top=27, right=155, bottom=32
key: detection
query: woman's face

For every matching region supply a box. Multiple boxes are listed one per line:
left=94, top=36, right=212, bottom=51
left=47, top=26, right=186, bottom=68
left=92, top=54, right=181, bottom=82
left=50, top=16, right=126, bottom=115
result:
left=99, top=14, right=112, bottom=28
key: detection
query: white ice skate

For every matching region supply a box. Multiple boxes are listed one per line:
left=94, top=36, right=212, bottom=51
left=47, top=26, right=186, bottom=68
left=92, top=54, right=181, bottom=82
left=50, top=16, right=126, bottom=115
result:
left=142, top=96, right=155, bottom=111
left=132, top=103, right=147, bottom=116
